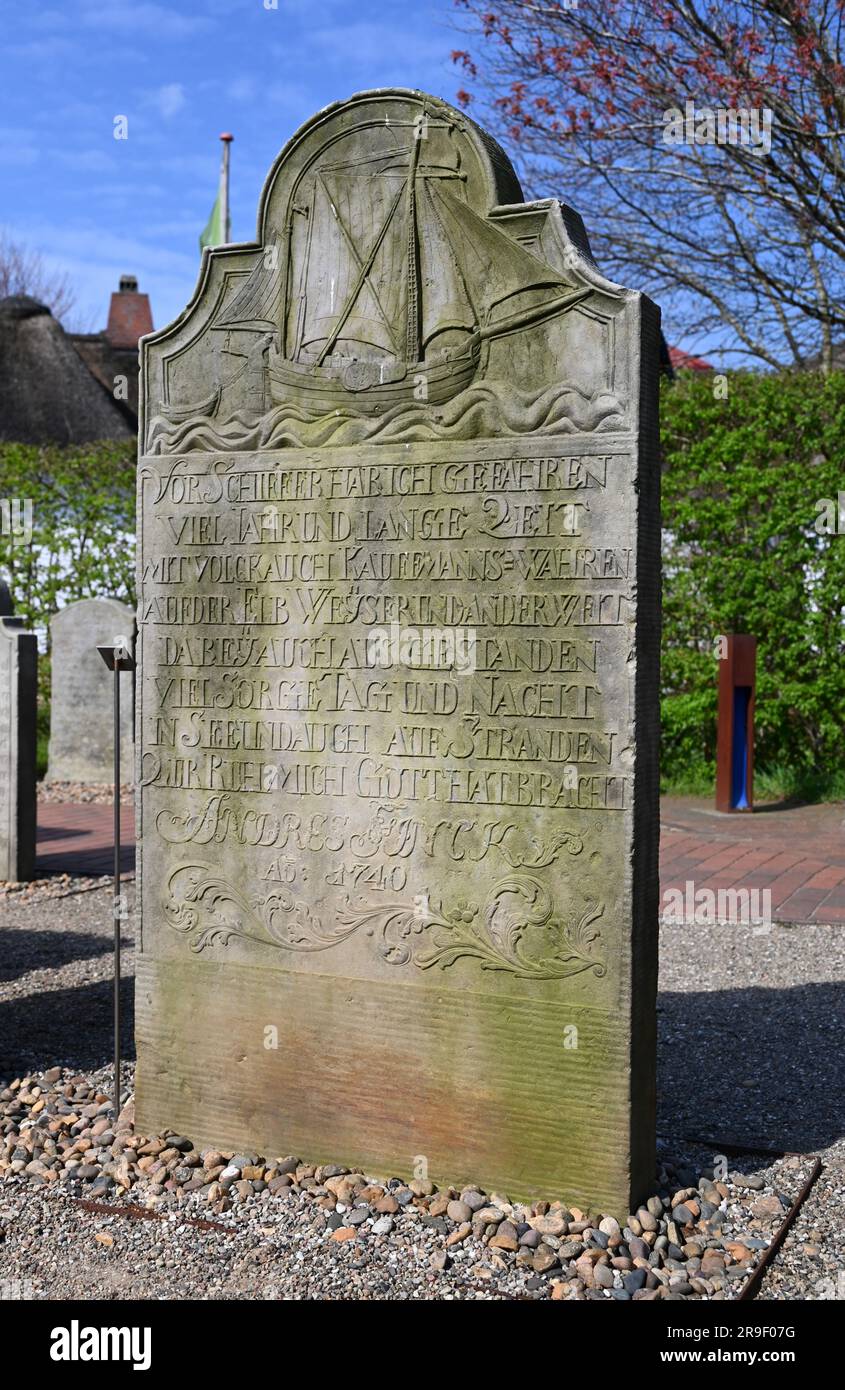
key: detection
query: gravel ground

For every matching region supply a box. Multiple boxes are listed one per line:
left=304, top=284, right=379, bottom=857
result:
left=0, top=886, right=842, bottom=1301
left=37, top=782, right=133, bottom=806
left=658, top=917, right=845, bottom=1301
left=0, top=875, right=115, bottom=905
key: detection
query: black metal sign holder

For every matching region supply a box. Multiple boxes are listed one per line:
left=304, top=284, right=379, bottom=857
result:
left=97, top=636, right=136, bottom=1121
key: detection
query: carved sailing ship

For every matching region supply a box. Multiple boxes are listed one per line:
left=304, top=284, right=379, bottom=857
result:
left=162, top=118, right=591, bottom=421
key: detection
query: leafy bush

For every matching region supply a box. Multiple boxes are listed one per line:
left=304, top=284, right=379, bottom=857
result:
left=660, top=370, right=845, bottom=793
left=0, top=439, right=136, bottom=703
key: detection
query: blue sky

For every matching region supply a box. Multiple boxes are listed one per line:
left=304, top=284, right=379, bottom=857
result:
left=3, top=0, right=464, bottom=332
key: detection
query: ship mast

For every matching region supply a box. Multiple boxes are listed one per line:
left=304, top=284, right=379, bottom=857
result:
left=404, top=115, right=424, bottom=364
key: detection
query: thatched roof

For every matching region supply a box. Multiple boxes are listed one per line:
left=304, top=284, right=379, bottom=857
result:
left=0, top=296, right=134, bottom=445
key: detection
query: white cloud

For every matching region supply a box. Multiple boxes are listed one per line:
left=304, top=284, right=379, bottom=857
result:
left=6, top=36, right=85, bottom=62
left=150, top=83, right=187, bottom=120
left=227, top=77, right=257, bottom=103
left=0, top=128, right=39, bottom=168
left=78, top=1, right=213, bottom=39
left=59, top=149, right=118, bottom=173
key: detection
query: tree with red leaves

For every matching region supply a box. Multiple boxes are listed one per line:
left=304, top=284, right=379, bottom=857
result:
left=453, top=1, right=845, bottom=369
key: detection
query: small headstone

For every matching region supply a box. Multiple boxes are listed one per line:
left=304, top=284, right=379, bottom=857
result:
left=46, top=598, right=134, bottom=784
left=135, top=90, right=660, bottom=1214
left=0, top=601, right=37, bottom=882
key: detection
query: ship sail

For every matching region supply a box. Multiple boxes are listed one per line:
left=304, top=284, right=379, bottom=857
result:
left=298, top=173, right=406, bottom=362
left=213, top=232, right=286, bottom=332
left=417, top=178, right=478, bottom=356
left=427, top=184, right=569, bottom=328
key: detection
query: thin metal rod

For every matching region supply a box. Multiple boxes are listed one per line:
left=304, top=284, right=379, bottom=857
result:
left=113, top=662, right=121, bottom=1121
left=221, top=135, right=231, bottom=244
left=680, top=1133, right=823, bottom=1302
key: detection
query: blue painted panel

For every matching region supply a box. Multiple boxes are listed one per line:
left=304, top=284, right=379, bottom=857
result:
left=731, top=685, right=751, bottom=809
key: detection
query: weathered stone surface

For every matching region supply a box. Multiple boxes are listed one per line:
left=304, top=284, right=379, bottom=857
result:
left=135, top=89, right=660, bottom=1214
left=0, top=610, right=37, bottom=881
left=46, top=597, right=134, bottom=783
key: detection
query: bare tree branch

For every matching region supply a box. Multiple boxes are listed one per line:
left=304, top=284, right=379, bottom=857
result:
left=453, top=0, right=845, bottom=368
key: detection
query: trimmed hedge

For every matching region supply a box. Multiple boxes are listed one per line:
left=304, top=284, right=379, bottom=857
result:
left=0, top=440, right=136, bottom=702
left=660, top=370, right=845, bottom=788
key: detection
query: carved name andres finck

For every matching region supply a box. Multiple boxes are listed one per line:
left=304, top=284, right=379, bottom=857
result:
left=135, top=89, right=660, bottom=1215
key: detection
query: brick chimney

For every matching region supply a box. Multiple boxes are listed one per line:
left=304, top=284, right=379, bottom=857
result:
left=105, top=275, right=153, bottom=348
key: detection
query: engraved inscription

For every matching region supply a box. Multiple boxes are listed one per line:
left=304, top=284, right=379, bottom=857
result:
left=140, top=438, right=636, bottom=989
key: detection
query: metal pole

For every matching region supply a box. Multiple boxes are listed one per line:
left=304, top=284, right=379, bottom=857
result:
left=220, top=133, right=233, bottom=245
left=113, top=660, right=121, bottom=1121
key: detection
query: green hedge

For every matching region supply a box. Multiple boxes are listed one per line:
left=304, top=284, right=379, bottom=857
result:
left=660, top=370, right=845, bottom=793
left=0, top=440, right=136, bottom=703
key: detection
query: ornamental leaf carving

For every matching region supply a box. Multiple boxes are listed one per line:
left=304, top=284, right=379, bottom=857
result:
left=163, top=863, right=605, bottom=981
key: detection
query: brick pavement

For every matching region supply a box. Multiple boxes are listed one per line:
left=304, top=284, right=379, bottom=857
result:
left=660, top=796, right=845, bottom=925
left=35, top=803, right=135, bottom=878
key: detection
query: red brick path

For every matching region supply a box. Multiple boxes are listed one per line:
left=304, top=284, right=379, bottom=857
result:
left=36, top=803, right=136, bottom=878
left=660, top=797, right=845, bottom=925
left=34, top=796, right=845, bottom=923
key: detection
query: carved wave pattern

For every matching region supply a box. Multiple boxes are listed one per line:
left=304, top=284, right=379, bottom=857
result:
left=163, top=864, right=606, bottom=981
left=147, top=379, right=625, bottom=454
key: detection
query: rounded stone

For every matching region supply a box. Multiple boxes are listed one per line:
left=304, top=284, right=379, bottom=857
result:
left=447, top=1199, right=473, bottom=1223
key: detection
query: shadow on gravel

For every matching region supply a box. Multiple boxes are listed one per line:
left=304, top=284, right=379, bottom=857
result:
left=657, top=981, right=844, bottom=1153
left=0, top=929, right=116, bottom=983
left=1, top=954, right=841, bottom=1155
left=0, top=974, right=135, bottom=1078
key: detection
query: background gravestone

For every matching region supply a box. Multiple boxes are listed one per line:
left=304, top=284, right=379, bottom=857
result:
left=0, top=592, right=37, bottom=882
left=136, top=89, right=660, bottom=1214
left=46, top=598, right=134, bottom=784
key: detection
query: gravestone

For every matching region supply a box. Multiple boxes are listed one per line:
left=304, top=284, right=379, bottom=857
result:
left=136, top=89, right=660, bottom=1213
left=46, top=598, right=134, bottom=783
left=0, top=594, right=37, bottom=882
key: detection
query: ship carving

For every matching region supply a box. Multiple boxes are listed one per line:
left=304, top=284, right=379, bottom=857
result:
left=159, top=112, right=591, bottom=423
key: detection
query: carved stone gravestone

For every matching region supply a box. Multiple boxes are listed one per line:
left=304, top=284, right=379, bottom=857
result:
left=136, top=90, right=660, bottom=1212
left=46, top=598, right=134, bottom=784
left=0, top=597, right=37, bottom=882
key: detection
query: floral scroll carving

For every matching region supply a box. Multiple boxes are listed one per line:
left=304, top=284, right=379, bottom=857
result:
left=163, top=864, right=605, bottom=982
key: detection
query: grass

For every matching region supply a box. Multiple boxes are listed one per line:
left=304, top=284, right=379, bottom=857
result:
left=36, top=703, right=49, bottom=780
left=661, top=761, right=845, bottom=804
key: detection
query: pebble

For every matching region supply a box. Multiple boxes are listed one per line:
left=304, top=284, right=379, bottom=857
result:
left=461, top=1190, right=487, bottom=1212
left=533, top=1245, right=559, bottom=1273
left=0, top=1064, right=810, bottom=1304
left=489, top=1220, right=519, bottom=1251
left=446, top=1199, right=472, bottom=1223
left=345, top=1207, right=371, bottom=1226
left=519, top=1229, right=542, bottom=1249
left=530, top=1212, right=568, bottom=1237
